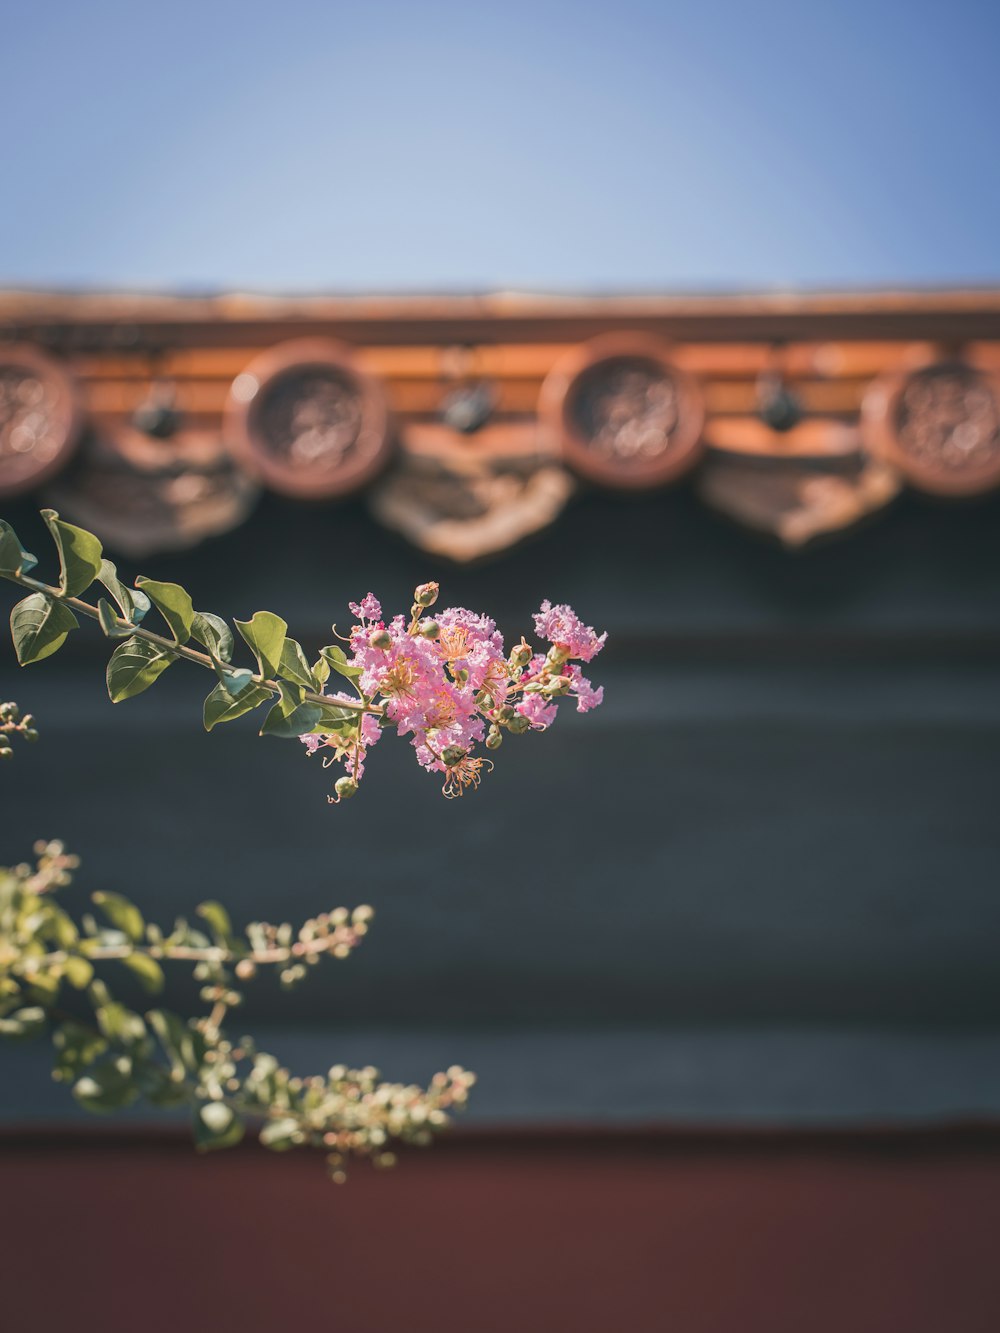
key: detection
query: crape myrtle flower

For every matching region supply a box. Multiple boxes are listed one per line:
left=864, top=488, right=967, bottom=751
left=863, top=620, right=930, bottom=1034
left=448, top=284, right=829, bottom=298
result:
left=301, top=585, right=606, bottom=801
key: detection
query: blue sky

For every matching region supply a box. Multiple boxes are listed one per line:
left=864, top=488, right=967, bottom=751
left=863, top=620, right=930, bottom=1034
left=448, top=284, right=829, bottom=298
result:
left=3, top=0, right=997, bottom=291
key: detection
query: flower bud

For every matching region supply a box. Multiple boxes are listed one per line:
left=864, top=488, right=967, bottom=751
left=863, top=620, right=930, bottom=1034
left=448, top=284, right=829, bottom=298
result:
left=452, top=666, right=469, bottom=684
left=23, top=728, right=38, bottom=743
left=545, top=644, right=571, bottom=668
left=543, top=675, right=572, bottom=697
left=418, top=618, right=440, bottom=641
left=414, top=582, right=439, bottom=608
left=0, top=744, right=12, bottom=760
left=235, top=958, right=257, bottom=981
left=509, top=640, right=532, bottom=669
left=441, top=744, right=467, bottom=767
left=368, top=628, right=392, bottom=651
left=507, top=714, right=531, bottom=735
left=334, top=776, right=358, bottom=801
left=497, top=704, right=516, bottom=723
left=485, top=728, right=503, bottom=750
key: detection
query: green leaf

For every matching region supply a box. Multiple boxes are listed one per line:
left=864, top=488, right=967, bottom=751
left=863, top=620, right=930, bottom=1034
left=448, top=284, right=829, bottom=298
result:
left=93, top=998, right=146, bottom=1045
left=40, top=509, right=103, bottom=596
left=321, top=644, right=362, bottom=681
left=220, top=667, right=256, bottom=698
left=93, top=891, right=145, bottom=943
left=98, top=559, right=150, bottom=623
left=52, top=1020, right=107, bottom=1076
left=196, top=901, right=233, bottom=941
left=192, top=611, right=234, bottom=663
left=0, top=1006, right=47, bottom=1039
left=149, top=1009, right=206, bottom=1075
left=64, top=956, right=94, bottom=989
left=279, top=637, right=319, bottom=689
left=106, top=636, right=175, bottom=702
left=96, top=596, right=132, bottom=639
left=309, top=703, right=359, bottom=735
left=141, top=1067, right=190, bottom=1108
left=0, top=520, right=37, bottom=576
left=260, top=682, right=322, bottom=739
left=235, top=611, right=287, bottom=679
left=203, top=680, right=272, bottom=731
left=121, top=953, right=165, bottom=994
left=10, top=593, right=79, bottom=664
left=195, top=1101, right=245, bottom=1152
left=73, top=1063, right=138, bottom=1113
left=259, top=1117, right=303, bottom=1151
left=135, top=577, right=195, bottom=644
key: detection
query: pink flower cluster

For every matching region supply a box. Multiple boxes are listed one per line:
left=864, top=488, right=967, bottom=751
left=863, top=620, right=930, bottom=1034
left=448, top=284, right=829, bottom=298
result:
left=303, top=584, right=605, bottom=801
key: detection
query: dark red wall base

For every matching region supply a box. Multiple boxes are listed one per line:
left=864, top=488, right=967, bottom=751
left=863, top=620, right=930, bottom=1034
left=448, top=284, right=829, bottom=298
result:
left=3, top=1128, right=1000, bottom=1333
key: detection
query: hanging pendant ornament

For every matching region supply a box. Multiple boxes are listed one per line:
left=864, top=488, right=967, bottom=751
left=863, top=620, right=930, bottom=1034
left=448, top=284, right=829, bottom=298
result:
left=756, top=346, right=804, bottom=434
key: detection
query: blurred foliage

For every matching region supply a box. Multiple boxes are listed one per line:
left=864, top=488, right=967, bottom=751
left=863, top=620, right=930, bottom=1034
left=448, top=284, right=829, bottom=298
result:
left=0, top=839, right=473, bottom=1178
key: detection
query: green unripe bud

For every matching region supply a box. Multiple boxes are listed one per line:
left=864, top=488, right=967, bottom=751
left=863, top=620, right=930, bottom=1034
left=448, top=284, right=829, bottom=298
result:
left=368, top=629, right=392, bottom=651
left=441, top=745, right=467, bottom=767
left=475, top=689, right=494, bottom=709
left=0, top=702, right=19, bottom=722
left=507, top=714, right=531, bottom=735
left=334, top=776, right=358, bottom=801
left=0, top=744, right=12, bottom=760
left=452, top=666, right=469, bottom=684
left=419, top=618, right=440, bottom=640
left=414, top=582, right=440, bottom=608
left=545, top=644, right=571, bottom=668
left=509, top=641, right=532, bottom=669
left=544, top=675, right=572, bottom=697
left=485, top=729, right=503, bottom=750
left=497, top=704, right=516, bottom=723
left=23, top=729, right=38, bottom=743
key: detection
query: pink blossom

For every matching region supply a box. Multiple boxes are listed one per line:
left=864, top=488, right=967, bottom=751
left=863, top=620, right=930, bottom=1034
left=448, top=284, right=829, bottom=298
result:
left=303, top=586, right=605, bottom=800
left=533, top=600, right=607, bottom=662
left=567, top=664, right=604, bottom=713
left=349, top=593, right=382, bottom=623
left=515, top=691, right=558, bottom=730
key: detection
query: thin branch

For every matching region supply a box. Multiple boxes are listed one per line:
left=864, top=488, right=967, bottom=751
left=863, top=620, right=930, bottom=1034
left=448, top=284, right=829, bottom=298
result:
left=2, top=569, right=381, bottom=717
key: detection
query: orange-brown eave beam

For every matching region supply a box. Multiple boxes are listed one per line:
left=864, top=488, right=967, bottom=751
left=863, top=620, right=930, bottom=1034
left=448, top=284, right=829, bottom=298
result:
left=3, top=289, right=1000, bottom=346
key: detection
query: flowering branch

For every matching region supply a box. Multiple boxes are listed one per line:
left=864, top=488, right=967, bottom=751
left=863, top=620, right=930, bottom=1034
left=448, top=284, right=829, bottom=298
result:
left=0, top=510, right=606, bottom=803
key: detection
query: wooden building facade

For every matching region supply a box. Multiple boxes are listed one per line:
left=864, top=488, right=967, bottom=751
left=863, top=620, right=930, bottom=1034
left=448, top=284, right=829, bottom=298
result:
left=3, top=290, right=1000, bottom=1330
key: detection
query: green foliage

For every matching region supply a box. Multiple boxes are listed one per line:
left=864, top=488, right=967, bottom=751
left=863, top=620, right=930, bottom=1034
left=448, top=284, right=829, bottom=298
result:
left=279, top=636, right=319, bottom=689
left=0, top=512, right=373, bottom=768
left=191, top=611, right=234, bottom=663
left=0, top=843, right=473, bottom=1175
left=98, top=558, right=150, bottom=624
left=235, top=610, right=287, bottom=679
left=260, top=682, right=323, bottom=739
left=40, top=509, right=103, bottom=597
left=135, top=577, right=195, bottom=644
left=10, top=593, right=79, bottom=664
left=321, top=644, right=363, bottom=682
left=0, top=520, right=37, bottom=577
left=106, top=637, right=176, bottom=702
left=203, top=680, right=272, bottom=731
